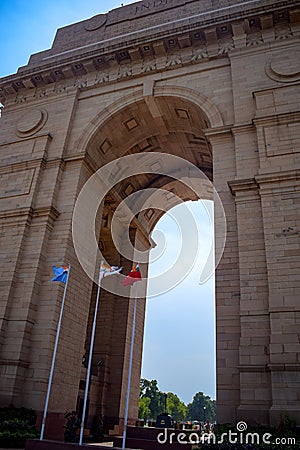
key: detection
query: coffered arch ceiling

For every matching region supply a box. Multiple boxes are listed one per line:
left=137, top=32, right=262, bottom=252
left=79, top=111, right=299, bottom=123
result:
left=85, top=95, right=214, bottom=249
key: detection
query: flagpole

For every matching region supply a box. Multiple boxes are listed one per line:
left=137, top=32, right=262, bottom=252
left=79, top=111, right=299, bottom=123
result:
left=79, top=262, right=103, bottom=445
left=122, top=281, right=139, bottom=450
left=40, top=264, right=71, bottom=441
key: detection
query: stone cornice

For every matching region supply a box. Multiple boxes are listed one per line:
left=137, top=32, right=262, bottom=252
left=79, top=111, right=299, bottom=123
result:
left=0, top=206, right=60, bottom=229
left=0, top=132, right=52, bottom=150
left=228, top=178, right=258, bottom=195
left=0, top=158, right=46, bottom=175
left=255, top=169, right=300, bottom=186
left=0, top=359, right=30, bottom=369
left=238, top=363, right=300, bottom=372
left=31, top=206, right=60, bottom=231
left=237, top=364, right=270, bottom=373
left=253, top=110, right=300, bottom=126
left=230, top=123, right=256, bottom=135
left=268, top=363, right=300, bottom=371
left=0, top=1, right=299, bottom=104
left=204, top=125, right=233, bottom=143
left=31, top=1, right=296, bottom=66
left=228, top=169, right=300, bottom=197
left=0, top=206, right=32, bottom=220
left=255, top=172, right=300, bottom=195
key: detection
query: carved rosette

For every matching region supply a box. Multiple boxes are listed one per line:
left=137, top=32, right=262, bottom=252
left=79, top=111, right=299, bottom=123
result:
left=84, top=14, right=107, bottom=31
left=16, top=108, right=48, bottom=137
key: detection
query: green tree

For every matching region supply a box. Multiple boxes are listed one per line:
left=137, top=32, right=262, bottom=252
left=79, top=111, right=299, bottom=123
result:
left=139, top=379, right=165, bottom=419
left=138, top=397, right=151, bottom=421
left=186, top=392, right=216, bottom=422
left=139, top=379, right=215, bottom=423
left=166, top=392, right=187, bottom=422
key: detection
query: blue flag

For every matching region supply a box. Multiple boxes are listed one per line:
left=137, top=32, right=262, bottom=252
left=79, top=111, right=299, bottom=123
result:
left=52, top=265, right=69, bottom=284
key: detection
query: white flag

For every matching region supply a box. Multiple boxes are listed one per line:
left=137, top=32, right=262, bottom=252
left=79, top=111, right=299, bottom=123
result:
left=100, top=263, right=122, bottom=278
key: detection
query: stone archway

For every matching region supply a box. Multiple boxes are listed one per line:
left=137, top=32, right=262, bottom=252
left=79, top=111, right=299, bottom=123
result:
left=0, top=0, right=299, bottom=440
left=75, top=85, right=224, bottom=152
left=74, top=93, right=218, bottom=433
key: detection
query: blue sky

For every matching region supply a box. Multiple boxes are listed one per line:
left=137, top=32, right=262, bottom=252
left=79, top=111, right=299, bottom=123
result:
left=144, top=200, right=215, bottom=403
left=0, top=1, right=140, bottom=78
left=0, top=0, right=216, bottom=404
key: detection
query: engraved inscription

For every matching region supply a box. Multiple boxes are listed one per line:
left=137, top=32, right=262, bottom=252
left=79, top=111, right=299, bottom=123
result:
left=135, top=0, right=170, bottom=14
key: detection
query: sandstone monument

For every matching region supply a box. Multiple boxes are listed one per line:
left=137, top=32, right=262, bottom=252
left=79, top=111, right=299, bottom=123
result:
left=0, top=0, right=299, bottom=439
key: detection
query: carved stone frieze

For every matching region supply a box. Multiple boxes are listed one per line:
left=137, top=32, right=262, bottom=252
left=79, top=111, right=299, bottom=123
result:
left=0, top=1, right=299, bottom=107
left=274, top=20, right=293, bottom=39
left=246, top=30, right=264, bottom=46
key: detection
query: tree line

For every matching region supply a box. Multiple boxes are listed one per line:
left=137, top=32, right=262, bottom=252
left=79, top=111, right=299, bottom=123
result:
left=138, top=378, right=216, bottom=422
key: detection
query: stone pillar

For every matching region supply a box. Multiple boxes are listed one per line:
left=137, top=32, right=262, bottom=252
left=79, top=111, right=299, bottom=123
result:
left=80, top=212, right=149, bottom=434
left=206, top=127, right=241, bottom=424
left=253, top=92, right=300, bottom=425
left=228, top=178, right=271, bottom=426
left=258, top=172, right=300, bottom=426
left=0, top=88, right=97, bottom=438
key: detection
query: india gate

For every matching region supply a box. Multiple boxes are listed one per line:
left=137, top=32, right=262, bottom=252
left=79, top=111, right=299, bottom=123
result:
left=0, top=0, right=300, bottom=441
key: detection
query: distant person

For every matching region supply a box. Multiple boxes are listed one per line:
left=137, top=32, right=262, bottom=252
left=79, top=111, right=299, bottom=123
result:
left=204, top=419, right=211, bottom=432
left=192, top=420, right=200, bottom=429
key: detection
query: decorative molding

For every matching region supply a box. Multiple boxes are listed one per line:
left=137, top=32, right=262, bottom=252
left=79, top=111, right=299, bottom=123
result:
left=84, top=14, right=107, bottom=32
left=265, top=60, right=300, bottom=83
left=253, top=110, right=300, bottom=126
left=269, top=305, right=300, bottom=312
left=1, top=3, right=300, bottom=104
left=230, top=123, right=255, bottom=135
left=74, top=85, right=224, bottom=154
left=16, top=108, right=48, bottom=137
left=228, top=178, right=258, bottom=196
left=0, top=207, right=33, bottom=227
left=268, top=363, right=300, bottom=372
left=229, top=170, right=300, bottom=199
left=204, top=125, right=232, bottom=143
left=30, top=206, right=60, bottom=231
left=0, top=359, right=30, bottom=368
left=0, top=157, right=45, bottom=175
left=237, top=365, right=270, bottom=373
left=0, top=205, right=60, bottom=229
left=246, top=30, right=263, bottom=46
left=255, top=169, right=300, bottom=185
left=274, top=20, right=293, bottom=40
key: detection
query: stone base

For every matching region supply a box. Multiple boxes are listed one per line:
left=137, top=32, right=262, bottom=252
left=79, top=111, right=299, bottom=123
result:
left=237, top=405, right=270, bottom=427
left=36, top=412, right=66, bottom=441
left=112, top=426, right=197, bottom=450
left=269, top=406, right=300, bottom=428
left=25, top=439, right=117, bottom=450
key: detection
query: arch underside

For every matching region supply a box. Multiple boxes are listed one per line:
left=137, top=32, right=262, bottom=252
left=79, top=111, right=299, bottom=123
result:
left=81, top=94, right=215, bottom=431
left=88, top=95, right=213, bottom=235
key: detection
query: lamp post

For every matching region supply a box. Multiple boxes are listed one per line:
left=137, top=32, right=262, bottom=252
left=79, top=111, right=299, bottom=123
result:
left=203, top=406, right=206, bottom=422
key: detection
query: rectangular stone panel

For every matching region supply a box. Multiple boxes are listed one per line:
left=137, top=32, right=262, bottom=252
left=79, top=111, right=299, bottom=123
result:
left=0, top=169, right=35, bottom=199
left=254, top=85, right=300, bottom=118
left=264, top=122, right=300, bottom=157
left=0, top=140, right=34, bottom=160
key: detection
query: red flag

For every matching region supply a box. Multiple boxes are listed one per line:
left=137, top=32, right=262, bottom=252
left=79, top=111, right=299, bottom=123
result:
left=122, top=264, right=142, bottom=286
